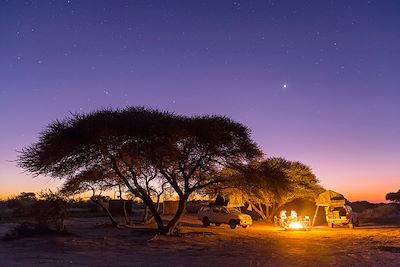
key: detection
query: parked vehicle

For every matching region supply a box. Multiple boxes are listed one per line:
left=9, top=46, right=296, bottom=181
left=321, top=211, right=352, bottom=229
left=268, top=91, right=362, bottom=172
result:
left=314, top=190, right=360, bottom=229
left=197, top=206, right=252, bottom=229
left=326, top=205, right=359, bottom=229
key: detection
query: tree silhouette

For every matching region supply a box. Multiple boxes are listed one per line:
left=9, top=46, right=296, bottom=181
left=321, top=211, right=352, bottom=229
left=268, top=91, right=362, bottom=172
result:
left=60, top=167, right=120, bottom=226
left=224, top=157, right=323, bottom=221
left=15, top=192, right=37, bottom=201
left=386, top=190, right=400, bottom=203
left=18, top=107, right=261, bottom=234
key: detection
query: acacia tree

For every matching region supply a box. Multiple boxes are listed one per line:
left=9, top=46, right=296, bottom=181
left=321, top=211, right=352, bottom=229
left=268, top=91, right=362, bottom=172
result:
left=18, top=107, right=261, bottom=235
left=227, top=158, right=323, bottom=221
left=269, top=159, right=324, bottom=217
left=386, top=190, right=400, bottom=203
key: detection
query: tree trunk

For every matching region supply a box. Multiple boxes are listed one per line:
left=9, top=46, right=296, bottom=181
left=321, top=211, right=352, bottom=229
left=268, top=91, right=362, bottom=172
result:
left=92, top=198, right=118, bottom=226
left=164, top=196, right=188, bottom=235
left=142, top=205, right=148, bottom=222
left=141, top=195, right=166, bottom=233
left=142, top=204, right=155, bottom=224
left=250, top=202, right=267, bottom=221
left=122, top=200, right=130, bottom=225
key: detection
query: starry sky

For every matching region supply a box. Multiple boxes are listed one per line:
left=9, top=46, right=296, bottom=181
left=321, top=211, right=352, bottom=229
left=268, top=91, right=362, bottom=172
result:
left=0, top=0, right=399, bottom=202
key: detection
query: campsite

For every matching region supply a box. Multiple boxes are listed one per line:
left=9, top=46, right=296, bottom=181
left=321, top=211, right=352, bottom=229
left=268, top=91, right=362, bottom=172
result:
left=1, top=189, right=400, bottom=266
left=1, top=1, right=400, bottom=266
left=1, top=214, right=400, bottom=266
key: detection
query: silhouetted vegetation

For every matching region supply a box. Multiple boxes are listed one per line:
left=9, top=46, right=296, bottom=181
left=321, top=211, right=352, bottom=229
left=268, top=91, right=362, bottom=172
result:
left=213, top=158, right=324, bottom=221
left=386, top=190, right=400, bottom=203
left=18, top=107, right=261, bottom=235
left=2, top=191, right=70, bottom=240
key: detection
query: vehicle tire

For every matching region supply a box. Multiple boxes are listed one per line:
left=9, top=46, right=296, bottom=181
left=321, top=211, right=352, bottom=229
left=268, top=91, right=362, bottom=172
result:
left=355, top=219, right=360, bottom=227
left=349, top=220, right=354, bottom=229
left=215, top=223, right=221, bottom=226
left=242, top=225, right=248, bottom=229
left=202, top=217, right=210, bottom=227
left=328, top=222, right=334, bottom=228
left=229, top=220, right=237, bottom=229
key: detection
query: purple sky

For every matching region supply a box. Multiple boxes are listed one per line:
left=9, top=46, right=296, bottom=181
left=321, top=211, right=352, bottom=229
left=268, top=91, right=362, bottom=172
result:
left=1, top=0, right=399, bottom=202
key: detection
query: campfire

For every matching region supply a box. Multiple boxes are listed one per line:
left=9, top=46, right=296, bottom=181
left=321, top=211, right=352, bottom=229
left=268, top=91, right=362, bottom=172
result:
left=277, top=210, right=310, bottom=230
left=288, top=221, right=304, bottom=229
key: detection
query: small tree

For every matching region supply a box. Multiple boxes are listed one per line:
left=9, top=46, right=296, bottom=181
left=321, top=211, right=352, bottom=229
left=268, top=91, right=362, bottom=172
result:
left=33, top=190, right=70, bottom=232
left=386, top=190, right=400, bottom=203
left=228, top=158, right=323, bottom=221
left=18, top=107, right=261, bottom=234
left=60, top=168, right=120, bottom=226
left=15, top=192, right=37, bottom=201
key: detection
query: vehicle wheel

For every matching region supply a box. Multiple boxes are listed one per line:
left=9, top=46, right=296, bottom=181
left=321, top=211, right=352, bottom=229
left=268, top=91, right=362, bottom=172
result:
left=328, top=223, right=334, bottom=228
left=355, top=219, right=360, bottom=227
left=242, top=225, right=248, bottom=228
left=215, top=223, right=221, bottom=226
left=229, top=220, right=237, bottom=229
left=349, top=220, right=354, bottom=229
left=202, top=217, right=210, bottom=227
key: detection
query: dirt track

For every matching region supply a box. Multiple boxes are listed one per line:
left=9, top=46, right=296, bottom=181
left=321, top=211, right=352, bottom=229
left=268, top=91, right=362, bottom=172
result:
left=1, top=217, right=400, bottom=266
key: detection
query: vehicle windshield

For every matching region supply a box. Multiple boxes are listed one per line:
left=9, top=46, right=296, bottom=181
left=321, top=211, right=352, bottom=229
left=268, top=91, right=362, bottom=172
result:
left=227, top=208, right=241, bottom=214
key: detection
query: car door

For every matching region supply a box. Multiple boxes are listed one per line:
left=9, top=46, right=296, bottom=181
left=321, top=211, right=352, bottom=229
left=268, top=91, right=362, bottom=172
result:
left=213, top=207, right=225, bottom=223
left=220, top=207, right=231, bottom=224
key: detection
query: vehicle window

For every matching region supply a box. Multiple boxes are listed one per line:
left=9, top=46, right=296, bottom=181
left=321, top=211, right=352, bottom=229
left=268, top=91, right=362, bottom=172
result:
left=333, top=207, right=346, bottom=216
left=228, top=208, right=241, bottom=214
left=212, top=207, right=220, bottom=213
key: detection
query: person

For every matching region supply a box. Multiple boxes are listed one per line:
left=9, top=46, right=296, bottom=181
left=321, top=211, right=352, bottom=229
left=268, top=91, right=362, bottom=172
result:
left=280, top=210, right=287, bottom=227
left=290, top=210, right=297, bottom=219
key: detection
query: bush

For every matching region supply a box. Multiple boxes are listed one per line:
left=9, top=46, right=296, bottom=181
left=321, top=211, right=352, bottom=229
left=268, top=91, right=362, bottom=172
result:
left=2, top=191, right=71, bottom=239
left=3, top=222, right=37, bottom=240
left=358, top=204, right=400, bottom=224
left=33, top=191, right=70, bottom=232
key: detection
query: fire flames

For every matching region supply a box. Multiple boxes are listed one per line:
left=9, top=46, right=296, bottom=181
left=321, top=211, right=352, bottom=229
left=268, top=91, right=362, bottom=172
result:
left=288, top=221, right=303, bottom=229
left=279, top=210, right=309, bottom=230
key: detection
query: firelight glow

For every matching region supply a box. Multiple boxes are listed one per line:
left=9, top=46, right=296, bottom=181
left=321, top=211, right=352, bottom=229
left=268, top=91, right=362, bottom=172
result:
left=0, top=1, right=399, bottom=202
left=288, top=222, right=303, bottom=230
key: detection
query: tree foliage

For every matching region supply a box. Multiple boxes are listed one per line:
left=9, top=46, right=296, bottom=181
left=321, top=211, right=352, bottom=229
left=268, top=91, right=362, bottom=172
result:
left=224, top=157, right=323, bottom=221
left=18, top=107, right=261, bottom=234
left=15, top=192, right=37, bottom=201
left=386, top=190, right=400, bottom=203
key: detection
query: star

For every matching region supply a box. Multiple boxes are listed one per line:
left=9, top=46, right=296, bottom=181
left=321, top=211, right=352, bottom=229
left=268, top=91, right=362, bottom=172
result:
left=283, top=84, right=287, bottom=88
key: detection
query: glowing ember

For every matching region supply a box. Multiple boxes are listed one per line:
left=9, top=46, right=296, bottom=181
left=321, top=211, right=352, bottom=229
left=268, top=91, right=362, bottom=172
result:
left=288, top=221, right=303, bottom=229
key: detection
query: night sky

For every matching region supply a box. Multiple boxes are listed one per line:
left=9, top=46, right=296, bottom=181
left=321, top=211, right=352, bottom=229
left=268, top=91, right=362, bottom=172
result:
left=1, top=0, right=399, bottom=202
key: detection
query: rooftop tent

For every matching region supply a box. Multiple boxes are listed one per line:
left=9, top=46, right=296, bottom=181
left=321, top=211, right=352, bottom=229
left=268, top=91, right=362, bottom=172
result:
left=315, top=190, right=346, bottom=207
left=312, top=190, right=346, bottom=227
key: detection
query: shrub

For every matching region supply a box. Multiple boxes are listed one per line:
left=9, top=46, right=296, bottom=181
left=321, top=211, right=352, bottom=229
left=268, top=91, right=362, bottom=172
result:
left=33, top=191, right=70, bottom=232
left=358, top=204, right=400, bottom=224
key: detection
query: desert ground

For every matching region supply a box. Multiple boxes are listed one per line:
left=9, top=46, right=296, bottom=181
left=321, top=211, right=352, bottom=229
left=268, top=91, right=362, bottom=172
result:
left=1, top=215, right=400, bottom=267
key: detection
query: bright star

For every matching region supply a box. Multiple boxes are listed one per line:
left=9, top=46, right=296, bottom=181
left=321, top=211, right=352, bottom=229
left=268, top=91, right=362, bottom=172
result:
left=283, top=84, right=287, bottom=88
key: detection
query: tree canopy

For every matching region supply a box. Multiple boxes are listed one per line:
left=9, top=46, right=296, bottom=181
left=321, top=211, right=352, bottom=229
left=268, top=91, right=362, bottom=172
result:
left=18, top=107, right=262, bottom=234
left=221, top=157, right=323, bottom=221
left=386, top=190, right=400, bottom=203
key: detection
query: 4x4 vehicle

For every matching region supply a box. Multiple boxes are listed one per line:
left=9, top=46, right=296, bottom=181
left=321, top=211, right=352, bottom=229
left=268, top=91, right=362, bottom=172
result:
left=197, top=206, right=252, bottom=229
left=315, top=190, right=360, bottom=229
left=326, top=205, right=359, bottom=229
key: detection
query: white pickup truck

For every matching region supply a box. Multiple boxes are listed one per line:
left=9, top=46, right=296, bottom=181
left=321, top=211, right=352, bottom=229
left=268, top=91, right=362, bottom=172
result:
left=197, top=206, right=252, bottom=229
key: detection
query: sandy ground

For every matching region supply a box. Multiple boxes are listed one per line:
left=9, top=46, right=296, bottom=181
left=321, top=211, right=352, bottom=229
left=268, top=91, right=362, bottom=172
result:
left=1, top=215, right=400, bottom=267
